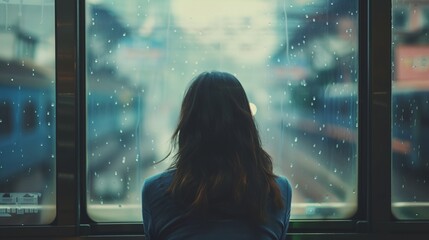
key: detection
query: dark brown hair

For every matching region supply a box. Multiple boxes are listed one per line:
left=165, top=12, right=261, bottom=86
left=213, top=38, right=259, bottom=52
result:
left=167, top=71, right=283, bottom=223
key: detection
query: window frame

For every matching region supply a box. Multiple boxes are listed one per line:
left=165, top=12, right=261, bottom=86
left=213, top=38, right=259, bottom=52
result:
left=1, top=0, right=429, bottom=239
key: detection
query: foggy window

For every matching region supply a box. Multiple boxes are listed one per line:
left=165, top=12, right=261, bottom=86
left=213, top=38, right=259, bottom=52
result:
left=86, top=0, right=359, bottom=222
left=0, top=0, right=56, bottom=225
left=392, top=0, right=429, bottom=220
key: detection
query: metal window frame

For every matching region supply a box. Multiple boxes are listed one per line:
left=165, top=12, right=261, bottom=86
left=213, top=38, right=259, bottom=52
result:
left=1, top=0, right=429, bottom=239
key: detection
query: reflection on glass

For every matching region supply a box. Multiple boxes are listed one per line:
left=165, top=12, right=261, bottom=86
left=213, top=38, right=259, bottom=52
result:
left=86, top=0, right=358, bottom=222
left=0, top=0, right=56, bottom=225
left=392, top=0, right=429, bottom=220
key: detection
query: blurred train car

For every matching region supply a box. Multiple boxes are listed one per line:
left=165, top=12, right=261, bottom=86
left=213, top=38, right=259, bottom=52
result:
left=0, top=59, right=55, bottom=199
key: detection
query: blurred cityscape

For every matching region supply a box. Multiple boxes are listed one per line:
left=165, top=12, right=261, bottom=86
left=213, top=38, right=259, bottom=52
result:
left=1, top=0, right=429, bottom=224
left=84, top=0, right=359, bottom=221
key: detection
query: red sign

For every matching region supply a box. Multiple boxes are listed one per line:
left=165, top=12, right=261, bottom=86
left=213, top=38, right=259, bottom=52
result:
left=395, top=45, right=429, bottom=82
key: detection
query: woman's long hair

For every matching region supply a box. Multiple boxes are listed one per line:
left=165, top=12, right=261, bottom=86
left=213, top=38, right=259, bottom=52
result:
left=167, top=71, right=283, bottom=223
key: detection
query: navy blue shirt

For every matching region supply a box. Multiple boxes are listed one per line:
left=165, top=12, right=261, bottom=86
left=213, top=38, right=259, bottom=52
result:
left=142, top=169, right=292, bottom=240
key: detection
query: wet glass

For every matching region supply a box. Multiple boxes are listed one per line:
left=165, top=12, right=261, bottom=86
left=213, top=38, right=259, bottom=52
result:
left=392, top=0, right=429, bottom=219
left=85, top=0, right=358, bottom=222
left=0, top=0, right=56, bottom=225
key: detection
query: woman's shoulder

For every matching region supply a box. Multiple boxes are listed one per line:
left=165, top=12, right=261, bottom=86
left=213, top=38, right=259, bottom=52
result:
left=143, top=169, right=175, bottom=190
left=275, top=175, right=292, bottom=197
left=275, top=175, right=291, bottom=186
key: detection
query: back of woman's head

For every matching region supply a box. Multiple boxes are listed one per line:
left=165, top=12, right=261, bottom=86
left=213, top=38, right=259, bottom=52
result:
left=176, top=71, right=256, bottom=161
left=168, top=71, right=283, bottom=223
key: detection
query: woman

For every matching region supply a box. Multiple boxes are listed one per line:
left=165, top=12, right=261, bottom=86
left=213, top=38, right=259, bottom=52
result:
left=142, top=71, right=292, bottom=240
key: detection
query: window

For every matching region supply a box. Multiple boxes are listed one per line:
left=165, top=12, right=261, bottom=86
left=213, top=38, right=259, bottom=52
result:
left=0, top=0, right=56, bottom=225
left=392, top=0, right=429, bottom=220
left=85, top=0, right=359, bottom=222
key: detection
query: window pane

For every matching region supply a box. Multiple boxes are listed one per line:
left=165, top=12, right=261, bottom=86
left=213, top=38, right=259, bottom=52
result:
left=392, top=0, right=429, bottom=219
left=0, top=0, right=56, bottom=225
left=86, top=0, right=358, bottom=222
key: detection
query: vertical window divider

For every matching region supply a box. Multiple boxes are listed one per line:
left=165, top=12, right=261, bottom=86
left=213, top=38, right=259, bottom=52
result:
left=368, top=0, right=392, bottom=233
left=77, top=0, right=88, bottom=233
left=55, top=0, right=79, bottom=233
left=77, top=0, right=95, bottom=234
